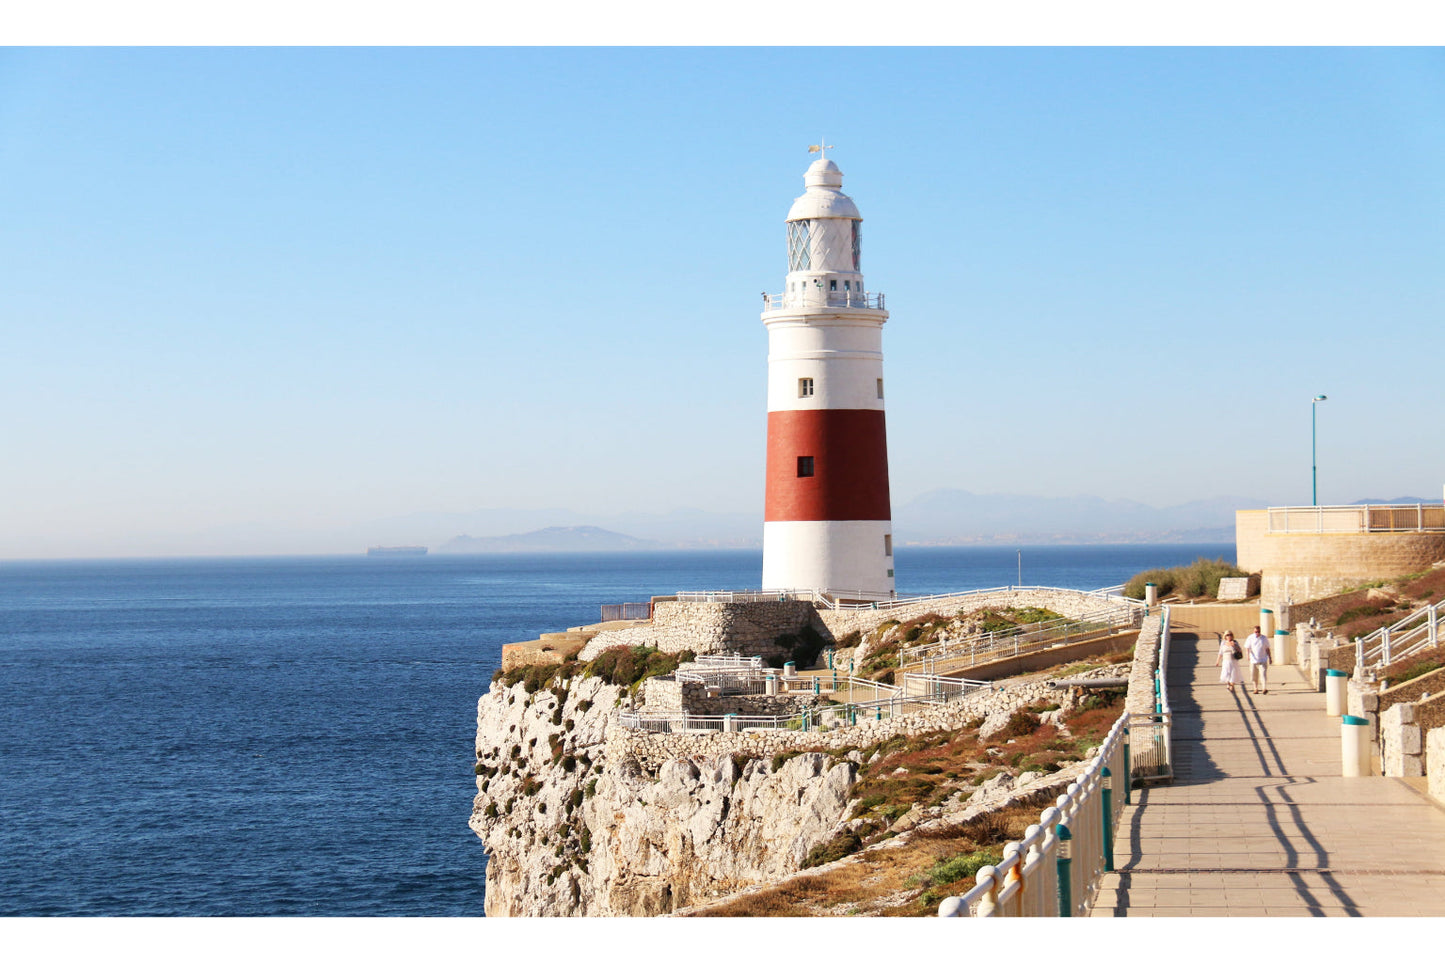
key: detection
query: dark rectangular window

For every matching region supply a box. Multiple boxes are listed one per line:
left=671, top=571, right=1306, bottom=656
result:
left=797, top=456, right=814, bottom=478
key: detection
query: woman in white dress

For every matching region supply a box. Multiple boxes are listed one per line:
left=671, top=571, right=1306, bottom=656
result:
left=1215, top=631, right=1243, bottom=693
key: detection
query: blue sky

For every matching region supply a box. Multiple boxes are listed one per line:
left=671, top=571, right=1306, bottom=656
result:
left=2, top=45, right=1443, bottom=557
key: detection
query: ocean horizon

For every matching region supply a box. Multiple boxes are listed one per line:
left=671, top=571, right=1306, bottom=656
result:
left=0, top=543, right=1231, bottom=916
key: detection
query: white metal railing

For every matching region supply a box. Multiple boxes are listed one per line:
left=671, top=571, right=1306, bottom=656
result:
left=618, top=674, right=992, bottom=734
left=938, top=711, right=1131, bottom=918
left=671, top=585, right=1145, bottom=616
left=1267, top=503, right=1445, bottom=534
left=899, top=673, right=992, bottom=700
left=1354, top=597, right=1443, bottom=670
left=901, top=604, right=1142, bottom=669
left=763, top=291, right=886, bottom=311
left=673, top=590, right=805, bottom=604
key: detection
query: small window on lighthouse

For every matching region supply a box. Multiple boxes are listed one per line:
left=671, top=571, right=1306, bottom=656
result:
left=877, top=378, right=884, bottom=399
left=829, top=280, right=837, bottom=291
left=797, top=456, right=814, bottom=478
left=884, top=535, right=893, bottom=557
left=798, top=378, right=814, bottom=398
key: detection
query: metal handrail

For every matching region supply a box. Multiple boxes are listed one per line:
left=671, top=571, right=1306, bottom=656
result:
left=939, top=711, right=1131, bottom=918
left=1354, top=597, right=1442, bottom=670
left=901, top=605, right=1141, bottom=668
left=671, top=585, right=1145, bottom=615
left=763, top=291, right=886, bottom=311
left=1267, top=503, right=1445, bottom=534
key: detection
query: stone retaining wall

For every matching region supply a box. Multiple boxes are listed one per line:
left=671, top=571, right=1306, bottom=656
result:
left=580, top=589, right=1135, bottom=665
left=1125, top=614, right=1165, bottom=717
left=604, top=674, right=1109, bottom=775
left=1428, top=724, right=1445, bottom=804
left=579, top=600, right=824, bottom=661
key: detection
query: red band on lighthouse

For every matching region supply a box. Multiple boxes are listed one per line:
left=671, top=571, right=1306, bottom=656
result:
left=765, top=409, right=890, bottom=522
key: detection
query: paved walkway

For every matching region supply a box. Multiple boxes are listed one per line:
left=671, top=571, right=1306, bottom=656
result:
left=1091, top=634, right=1445, bottom=916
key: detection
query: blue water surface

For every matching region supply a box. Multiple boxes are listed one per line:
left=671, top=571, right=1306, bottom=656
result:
left=0, top=544, right=1229, bottom=916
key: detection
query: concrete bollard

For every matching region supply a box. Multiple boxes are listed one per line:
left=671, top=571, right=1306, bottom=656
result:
left=764, top=673, right=779, bottom=696
left=1144, top=582, right=1157, bottom=607
left=1342, top=714, right=1371, bottom=776
left=1260, top=608, right=1274, bottom=638
left=783, top=661, right=796, bottom=679
left=1275, top=628, right=1291, bottom=666
left=1325, top=669, right=1348, bottom=717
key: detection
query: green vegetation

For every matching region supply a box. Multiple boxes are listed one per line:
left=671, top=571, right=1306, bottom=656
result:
left=1336, top=604, right=1389, bottom=626
left=1124, top=557, right=1250, bottom=600
left=587, top=645, right=695, bottom=688
left=801, top=830, right=864, bottom=869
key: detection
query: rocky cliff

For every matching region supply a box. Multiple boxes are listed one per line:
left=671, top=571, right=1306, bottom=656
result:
left=470, top=673, right=858, bottom=916
left=469, top=655, right=1129, bottom=916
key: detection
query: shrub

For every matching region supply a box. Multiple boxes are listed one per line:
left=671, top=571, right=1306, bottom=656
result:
left=1001, top=709, right=1041, bottom=739
left=1124, top=558, right=1249, bottom=600
left=1336, top=605, right=1386, bottom=626
left=801, top=831, right=863, bottom=869
left=484, top=801, right=498, bottom=818
left=587, top=645, right=693, bottom=688
left=772, top=750, right=803, bottom=773
left=924, top=850, right=998, bottom=888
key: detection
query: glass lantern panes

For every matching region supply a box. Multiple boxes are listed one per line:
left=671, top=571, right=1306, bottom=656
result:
left=787, top=220, right=812, bottom=272
left=851, top=221, right=861, bottom=271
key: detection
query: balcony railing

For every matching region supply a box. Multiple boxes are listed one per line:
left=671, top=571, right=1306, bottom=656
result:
left=1266, top=503, right=1445, bottom=534
left=763, top=291, right=885, bottom=311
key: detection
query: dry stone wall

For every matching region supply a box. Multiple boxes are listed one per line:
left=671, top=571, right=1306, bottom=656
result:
left=579, top=599, right=823, bottom=661
left=579, top=589, right=1132, bottom=665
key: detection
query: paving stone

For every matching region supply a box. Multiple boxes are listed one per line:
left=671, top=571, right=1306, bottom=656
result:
left=1089, top=635, right=1445, bottom=917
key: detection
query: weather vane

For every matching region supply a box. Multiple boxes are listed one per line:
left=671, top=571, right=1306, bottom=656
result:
left=808, top=140, right=834, bottom=159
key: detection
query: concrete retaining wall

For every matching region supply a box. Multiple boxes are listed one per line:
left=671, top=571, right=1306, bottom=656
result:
left=1237, top=509, right=1445, bottom=610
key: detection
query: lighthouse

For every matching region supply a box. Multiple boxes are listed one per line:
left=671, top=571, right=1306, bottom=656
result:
left=761, top=150, right=893, bottom=600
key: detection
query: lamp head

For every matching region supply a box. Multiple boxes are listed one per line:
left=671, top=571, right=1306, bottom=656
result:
left=1313, top=394, right=1327, bottom=402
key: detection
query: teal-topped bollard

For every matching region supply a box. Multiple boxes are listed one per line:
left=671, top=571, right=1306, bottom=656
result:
left=1325, top=668, right=1347, bottom=716
left=1342, top=714, right=1371, bottom=777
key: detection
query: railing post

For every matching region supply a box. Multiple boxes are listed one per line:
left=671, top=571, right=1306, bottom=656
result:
left=1101, top=767, right=1114, bottom=872
left=1122, top=727, right=1131, bottom=805
left=1055, top=823, right=1073, bottom=917
left=975, top=865, right=1000, bottom=918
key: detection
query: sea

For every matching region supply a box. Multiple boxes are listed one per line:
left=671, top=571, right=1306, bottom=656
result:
left=0, top=543, right=1232, bottom=917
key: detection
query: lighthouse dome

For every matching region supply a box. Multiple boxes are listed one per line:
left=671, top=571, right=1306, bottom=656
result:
left=786, top=157, right=861, bottom=222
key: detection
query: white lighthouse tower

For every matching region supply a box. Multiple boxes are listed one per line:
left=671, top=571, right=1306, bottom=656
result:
left=761, top=149, right=893, bottom=600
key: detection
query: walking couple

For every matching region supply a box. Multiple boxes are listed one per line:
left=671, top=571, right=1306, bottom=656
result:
left=1215, top=626, right=1271, bottom=695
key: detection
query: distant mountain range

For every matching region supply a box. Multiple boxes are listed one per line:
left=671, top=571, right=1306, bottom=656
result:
left=438, top=526, right=662, bottom=554
left=359, top=491, right=1443, bottom=554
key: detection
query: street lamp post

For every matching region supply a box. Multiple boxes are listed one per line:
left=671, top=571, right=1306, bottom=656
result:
left=1312, top=395, right=1327, bottom=506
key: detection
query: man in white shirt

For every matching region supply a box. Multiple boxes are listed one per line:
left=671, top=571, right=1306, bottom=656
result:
left=1245, top=625, right=1271, bottom=695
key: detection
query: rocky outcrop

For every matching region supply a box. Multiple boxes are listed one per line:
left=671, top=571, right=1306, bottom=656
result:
left=470, top=656, right=1123, bottom=916
left=470, top=673, right=858, bottom=917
